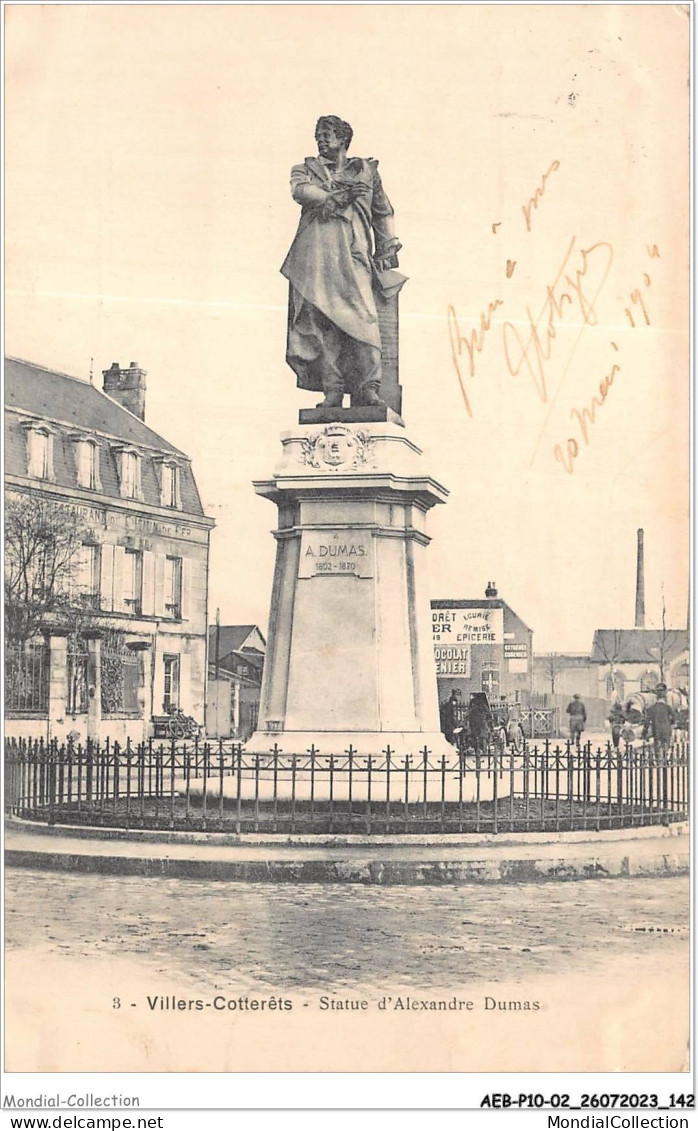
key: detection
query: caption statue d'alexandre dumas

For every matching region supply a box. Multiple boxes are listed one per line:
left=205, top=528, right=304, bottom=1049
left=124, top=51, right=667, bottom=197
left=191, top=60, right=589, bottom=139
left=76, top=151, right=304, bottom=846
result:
left=281, top=115, right=406, bottom=414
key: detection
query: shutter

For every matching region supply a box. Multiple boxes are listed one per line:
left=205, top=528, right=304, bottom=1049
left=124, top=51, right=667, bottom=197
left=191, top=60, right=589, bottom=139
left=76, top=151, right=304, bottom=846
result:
left=180, top=557, right=192, bottom=620
left=100, top=544, right=115, bottom=611
left=179, top=651, right=192, bottom=715
left=70, top=543, right=87, bottom=601
left=27, top=432, right=40, bottom=477
left=112, top=546, right=126, bottom=612
left=47, top=433, right=55, bottom=479
left=141, top=551, right=155, bottom=616
left=154, top=554, right=167, bottom=617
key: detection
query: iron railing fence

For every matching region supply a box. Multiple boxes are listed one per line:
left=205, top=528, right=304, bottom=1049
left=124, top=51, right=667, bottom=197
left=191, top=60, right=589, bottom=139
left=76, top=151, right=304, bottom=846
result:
left=4, top=643, right=50, bottom=715
left=4, top=736, right=689, bottom=835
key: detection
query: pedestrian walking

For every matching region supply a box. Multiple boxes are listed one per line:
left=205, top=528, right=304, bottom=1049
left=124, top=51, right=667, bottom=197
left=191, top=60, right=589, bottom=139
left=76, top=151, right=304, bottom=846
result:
left=642, top=683, right=675, bottom=754
left=621, top=723, right=636, bottom=751
left=439, top=688, right=461, bottom=745
left=566, top=694, right=587, bottom=748
left=608, top=700, right=625, bottom=750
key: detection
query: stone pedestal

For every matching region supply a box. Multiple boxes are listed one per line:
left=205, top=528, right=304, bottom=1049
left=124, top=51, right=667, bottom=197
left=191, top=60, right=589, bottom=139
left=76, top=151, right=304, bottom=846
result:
left=246, top=422, right=452, bottom=757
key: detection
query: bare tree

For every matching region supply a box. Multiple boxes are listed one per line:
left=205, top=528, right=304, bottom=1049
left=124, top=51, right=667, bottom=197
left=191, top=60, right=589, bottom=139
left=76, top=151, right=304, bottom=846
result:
left=4, top=492, right=90, bottom=642
left=645, top=594, right=672, bottom=683
left=594, top=629, right=627, bottom=697
left=542, top=652, right=561, bottom=695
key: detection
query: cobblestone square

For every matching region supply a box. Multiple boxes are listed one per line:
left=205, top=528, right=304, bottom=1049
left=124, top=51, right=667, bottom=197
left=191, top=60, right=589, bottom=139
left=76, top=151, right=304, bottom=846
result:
left=4, top=868, right=690, bottom=1073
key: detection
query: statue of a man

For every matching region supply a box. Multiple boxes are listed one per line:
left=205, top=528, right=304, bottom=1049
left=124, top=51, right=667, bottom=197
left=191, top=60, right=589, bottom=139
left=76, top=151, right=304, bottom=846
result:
left=281, top=115, right=402, bottom=410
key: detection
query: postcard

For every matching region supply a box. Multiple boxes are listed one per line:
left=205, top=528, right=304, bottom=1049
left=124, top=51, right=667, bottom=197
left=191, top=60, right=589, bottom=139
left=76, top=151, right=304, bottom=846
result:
left=3, top=0, right=690, bottom=1098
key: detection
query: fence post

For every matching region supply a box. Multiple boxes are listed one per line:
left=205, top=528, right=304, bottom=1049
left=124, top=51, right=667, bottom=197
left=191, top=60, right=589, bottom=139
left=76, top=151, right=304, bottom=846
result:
left=218, top=740, right=225, bottom=830
left=290, top=754, right=297, bottom=835
left=236, top=744, right=243, bottom=836
left=347, top=746, right=354, bottom=830
left=309, top=745, right=316, bottom=829
left=366, top=755, right=373, bottom=836
left=492, top=745, right=498, bottom=835
left=385, top=747, right=392, bottom=835
left=272, top=744, right=280, bottom=834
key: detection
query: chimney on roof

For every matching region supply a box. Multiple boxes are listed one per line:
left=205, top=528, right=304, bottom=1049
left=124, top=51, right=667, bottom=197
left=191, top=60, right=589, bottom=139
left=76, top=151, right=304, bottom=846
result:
left=635, top=529, right=645, bottom=628
left=102, top=361, right=147, bottom=421
left=485, top=581, right=498, bottom=598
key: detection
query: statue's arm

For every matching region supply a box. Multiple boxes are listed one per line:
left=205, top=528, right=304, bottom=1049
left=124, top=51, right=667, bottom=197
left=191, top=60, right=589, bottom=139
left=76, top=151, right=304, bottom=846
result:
left=370, top=165, right=402, bottom=269
left=290, top=163, right=348, bottom=219
left=290, top=163, right=328, bottom=206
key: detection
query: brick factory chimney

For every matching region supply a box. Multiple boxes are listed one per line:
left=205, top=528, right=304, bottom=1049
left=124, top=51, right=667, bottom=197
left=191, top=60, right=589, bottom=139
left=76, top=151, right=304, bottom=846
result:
left=485, top=581, right=498, bottom=598
left=635, top=529, right=645, bottom=628
left=102, top=361, right=147, bottom=421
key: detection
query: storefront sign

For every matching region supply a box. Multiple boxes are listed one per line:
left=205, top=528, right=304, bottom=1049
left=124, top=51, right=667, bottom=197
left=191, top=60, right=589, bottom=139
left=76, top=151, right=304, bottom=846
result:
left=431, top=606, right=504, bottom=646
left=434, top=645, right=471, bottom=677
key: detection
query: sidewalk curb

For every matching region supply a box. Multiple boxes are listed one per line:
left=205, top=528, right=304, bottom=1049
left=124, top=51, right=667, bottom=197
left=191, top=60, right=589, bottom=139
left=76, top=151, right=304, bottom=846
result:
left=5, top=830, right=690, bottom=886
left=4, top=816, right=689, bottom=848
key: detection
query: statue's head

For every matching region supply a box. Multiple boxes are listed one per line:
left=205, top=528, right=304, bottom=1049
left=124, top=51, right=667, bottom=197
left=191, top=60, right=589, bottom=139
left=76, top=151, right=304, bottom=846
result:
left=315, top=115, right=353, bottom=155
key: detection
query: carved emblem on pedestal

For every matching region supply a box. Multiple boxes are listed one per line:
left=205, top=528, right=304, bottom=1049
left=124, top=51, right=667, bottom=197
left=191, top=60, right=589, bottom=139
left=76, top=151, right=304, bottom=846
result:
left=300, top=425, right=376, bottom=471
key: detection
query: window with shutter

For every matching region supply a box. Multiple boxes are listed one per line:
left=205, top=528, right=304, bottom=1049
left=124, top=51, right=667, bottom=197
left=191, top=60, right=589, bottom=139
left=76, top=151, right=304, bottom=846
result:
left=124, top=550, right=143, bottom=616
left=119, top=450, right=142, bottom=499
left=75, top=543, right=100, bottom=608
left=163, top=654, right=180, bottom=712
left=28, top=429, right=52, bottom=479
left=100, top=544, right=115, bottom=611
left=141, top=551, right=155, bottom=616
left=164, top=556, right=182, bottom=618
left=77, top=441, right=100, bottom=490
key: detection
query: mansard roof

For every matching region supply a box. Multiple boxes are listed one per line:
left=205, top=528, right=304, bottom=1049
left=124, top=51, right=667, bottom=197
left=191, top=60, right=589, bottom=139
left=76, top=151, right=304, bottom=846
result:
left=5, top=356, right=207, bottom=518
left=5, top=356, right=186, bottom=455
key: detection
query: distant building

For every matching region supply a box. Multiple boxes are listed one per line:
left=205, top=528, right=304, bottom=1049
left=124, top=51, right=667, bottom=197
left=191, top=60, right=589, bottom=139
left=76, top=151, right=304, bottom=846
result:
left=532, top=653, right=599, bottom=700
left=5, top=356, right=214, bottom=743
left=431, top=582, right=533, bottom=704
left=207, top=624, right=265, bottom=739
left=531, top=628, right=689, bottom=733
left=534, top=530, right=689, bottom=723
left=590, top=628, right=689, bottom=700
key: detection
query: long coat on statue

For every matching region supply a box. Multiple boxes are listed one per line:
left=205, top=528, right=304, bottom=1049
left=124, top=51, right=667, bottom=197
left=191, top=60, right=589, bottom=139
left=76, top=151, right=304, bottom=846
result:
left=281, top=155, right=404, bottom=392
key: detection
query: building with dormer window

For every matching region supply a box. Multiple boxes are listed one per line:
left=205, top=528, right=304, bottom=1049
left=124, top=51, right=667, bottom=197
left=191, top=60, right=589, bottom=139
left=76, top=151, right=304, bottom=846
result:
left=4, top=356, right=214, bottom=744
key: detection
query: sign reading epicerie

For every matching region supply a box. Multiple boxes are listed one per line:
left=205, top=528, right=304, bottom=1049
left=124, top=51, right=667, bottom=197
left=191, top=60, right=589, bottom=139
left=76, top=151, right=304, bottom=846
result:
left=432, top=606, right=504, bottom=676
left=299, top=530, right=374, bottom=578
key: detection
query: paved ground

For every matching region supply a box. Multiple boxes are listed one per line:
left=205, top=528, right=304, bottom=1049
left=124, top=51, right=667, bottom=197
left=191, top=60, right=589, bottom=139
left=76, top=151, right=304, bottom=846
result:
left=5, top=868, right=690, bottom=1074
left=5, top=868, right=689, bottom=992
left=2, top=868, right=687, bottom=1072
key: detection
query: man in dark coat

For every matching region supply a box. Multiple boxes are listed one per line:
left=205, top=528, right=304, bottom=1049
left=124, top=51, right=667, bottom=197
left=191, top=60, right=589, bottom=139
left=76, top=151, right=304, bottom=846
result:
left=566, top=694, right=587, bottom=747
left=608, top=701, right=625, bottom=750
left=643, top=684, right=675, bottom=752
left=439, top=689, right=462, bottom=745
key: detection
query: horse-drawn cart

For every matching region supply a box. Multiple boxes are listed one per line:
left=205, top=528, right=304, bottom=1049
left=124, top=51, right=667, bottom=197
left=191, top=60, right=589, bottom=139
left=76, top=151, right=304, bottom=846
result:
left=442, top=693, right=525, bottom=757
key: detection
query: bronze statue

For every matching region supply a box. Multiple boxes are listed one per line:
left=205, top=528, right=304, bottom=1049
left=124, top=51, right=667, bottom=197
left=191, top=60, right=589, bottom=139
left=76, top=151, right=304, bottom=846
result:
left=281, top=116, right=405, bottom=412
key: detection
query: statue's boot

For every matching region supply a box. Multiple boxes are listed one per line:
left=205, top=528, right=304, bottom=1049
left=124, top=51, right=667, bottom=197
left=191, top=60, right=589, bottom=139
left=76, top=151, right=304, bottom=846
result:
left=316, top=391, right=344, bottom=409
left=315, top=355, right=345, bottom=409
left=354, top=380, right=387, bottom=408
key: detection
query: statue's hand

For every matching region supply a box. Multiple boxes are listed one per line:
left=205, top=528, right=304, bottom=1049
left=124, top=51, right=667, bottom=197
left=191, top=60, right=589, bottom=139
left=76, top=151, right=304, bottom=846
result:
left=347, top=181, right=371, bottom=200
left=374, top=240, right=402, bottom=271
left=319, top=195, right=341, bottom=221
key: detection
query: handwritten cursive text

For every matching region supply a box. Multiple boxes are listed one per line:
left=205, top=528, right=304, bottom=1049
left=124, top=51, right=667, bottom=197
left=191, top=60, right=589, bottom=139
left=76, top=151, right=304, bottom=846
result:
left=447, top=298, right=504, bottom=417
left=554, top=356, right=621, bottom=474
left=502, top=236, right=614, bottom=406
left=522, top=160, right=560, bottom=232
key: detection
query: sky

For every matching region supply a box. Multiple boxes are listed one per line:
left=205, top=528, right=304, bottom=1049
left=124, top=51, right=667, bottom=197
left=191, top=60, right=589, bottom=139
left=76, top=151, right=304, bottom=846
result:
left=5, top=4, right=690, bottom=653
